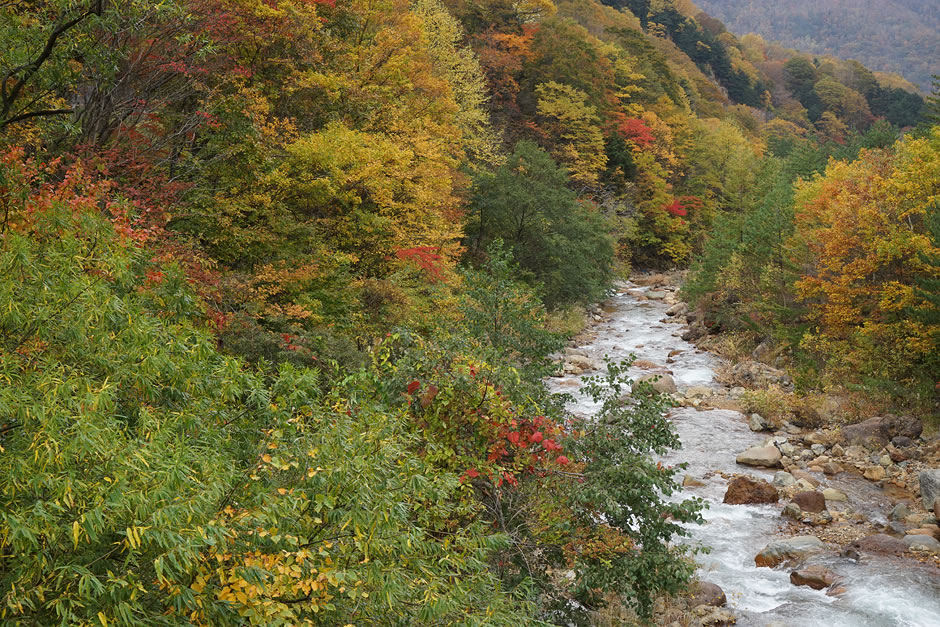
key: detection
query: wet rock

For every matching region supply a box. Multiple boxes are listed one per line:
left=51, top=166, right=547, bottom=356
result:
left=689, top=581, right=727, bottom=607
left=637, top=373, right=678, bottom=395
left=919, top=469, right=940, bottom=510
left=792, top=491, right=827, bottom=513
left=736, top=445, right=783, bottom=468
left=755, top=535, right=826, bottom=568
left=822, top=488, right=848, bottom=502
left=646, top=290, right=667, bottom=300
left=683, top=474, right=706, bottom=488
left=565, top=354, right=598, bottom=372
left=632, top=359, right=662, bottom=370
left=903, top=534, right=940, bottom=553
left=748, top=413, right=772, bottom=432
left=863, top=465, right=887, bottom=481
left=723, top=476, right=779, bottom=505
left=822, top=462, right=844, bottom=476
left=790, top=565, right=839, bottom=590
left=773, top=471, right=796, bottom=487
left=849, top=534, right=907, bottom=556
left=841, top=415, right=922, bottom=449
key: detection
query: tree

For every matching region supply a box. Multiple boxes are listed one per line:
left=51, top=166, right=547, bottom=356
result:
left=466, top=140, right=614, bottom=306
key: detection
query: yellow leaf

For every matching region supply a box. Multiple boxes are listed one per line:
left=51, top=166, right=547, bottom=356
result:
left=98, top=612, right=108, bottom=626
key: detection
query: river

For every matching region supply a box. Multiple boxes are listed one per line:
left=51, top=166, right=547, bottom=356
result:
left=548, top=280, right=940, bottom=626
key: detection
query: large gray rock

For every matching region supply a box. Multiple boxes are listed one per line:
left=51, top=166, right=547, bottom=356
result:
left=919, top=469, right=940, bottom=510
left=841, top=415, right=922, bottom=449
left=755, top=536, right=826, bottom=568
left=636, top=373, right=678, bottom=395
left=903, top=534, right=940, bottom=553
left=736, top=445, right=783, bottom=468
left=773, top=471, right=796, bottom=487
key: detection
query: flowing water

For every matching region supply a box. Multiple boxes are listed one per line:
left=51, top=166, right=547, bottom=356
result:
left=548, top=282, right=940, bottom=626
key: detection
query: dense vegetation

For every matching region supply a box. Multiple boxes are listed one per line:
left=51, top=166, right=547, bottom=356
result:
left=0, top=0, right=936, bottom=624
left=693, top=0, right=939, bottom=92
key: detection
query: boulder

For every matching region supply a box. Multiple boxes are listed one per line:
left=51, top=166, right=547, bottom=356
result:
left=723, top=476, right=779, bottom=505
left=666, top=302, right=688, bottom=317
left=841, top=415, right=922, bottom=449
left=724, top=360, right=793, bottom=389
left=755, top=536, right=826, bottom=568
left=903, top=534, right=940, bottom=553
left=822, top=488, right=847, bottom=502
left=919, top=469, right=940, bottom=510
left=848, top=534, right=907, bottom=556
left=863, top=465, right=886, bottom=481
left=791, top=491, right=827, bottom=513
left=646, top=290, right=667, bottom=300
left=736, top=445, right=783, bottom=469
left=748, top=413, right=772, bottom=432
left=790, top=565, right=838, bottom=590
left=773, top=471, right=796, bottom=487
left=782, top=503, right=802, bottom=520
left=688, top=581, right=726, bottom=608
left=637, top=373, right=678, bottom=395
left=822, top=462, right=844, bottom=476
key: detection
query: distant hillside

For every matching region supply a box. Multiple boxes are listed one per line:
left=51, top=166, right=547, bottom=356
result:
left=692, top=0, right=939, bottom=91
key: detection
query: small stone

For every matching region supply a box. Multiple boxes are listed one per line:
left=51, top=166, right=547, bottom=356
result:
left=822, top=488, right=848, bottom=502
left=831, top=444, right=845, bottom=457
left=811, top=444, right=827, bottom=456
left=773, top=471, right=796, bottom=487
left=779, top=442, right=797, bottom=456
left=889, top=503, right=912, bottom=521
left=879, top=455, right=892, bottom=466
left=792, top=491, right=827, bottom=513
left=864, top=466, right=886, bottom=481
left=845, top=445, right=867, bottom=459
left=782, top=503, right=802, bottom=520
left=795, top=479, right=817, bottom=491
left=823, top=462, right=844, bottom=475
left=792, top=470, right=820, bottom=487
left=749, top=413, right=771, bottom=432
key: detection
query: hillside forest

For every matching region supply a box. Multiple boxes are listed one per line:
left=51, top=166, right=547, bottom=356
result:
left=0, top=0, right=937, bottom=625
left=693, top=0, right=940, bottom=92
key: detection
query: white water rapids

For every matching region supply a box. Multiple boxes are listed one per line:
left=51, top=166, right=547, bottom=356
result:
left=548, top=282, right=940, bottom=626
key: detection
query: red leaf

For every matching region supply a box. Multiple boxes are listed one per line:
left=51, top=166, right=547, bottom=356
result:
left=407, top=380, right=421, bottom=395
left=507, top=432, right=521, bottom=445
left=529, top=431, right=543, bottom=443
left=557, top=456, right=570, bottom=465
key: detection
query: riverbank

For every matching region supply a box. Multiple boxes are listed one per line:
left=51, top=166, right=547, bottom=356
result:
left=550, top=273, right=940, bottom=626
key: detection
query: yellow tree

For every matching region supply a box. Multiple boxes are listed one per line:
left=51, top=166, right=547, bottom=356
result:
left=535, top=81, right=607, bottom=187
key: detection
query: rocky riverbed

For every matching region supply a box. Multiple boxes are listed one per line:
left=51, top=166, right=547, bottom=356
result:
left=549, top=274, right=940, bottom=626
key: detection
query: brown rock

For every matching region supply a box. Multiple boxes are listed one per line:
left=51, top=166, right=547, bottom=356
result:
left=755, top=536, right=826, bottom=567
left=790, top=565, right=838, bottom=590
left=823, top=462, right=844, bottom=475
left=792, top=491, right=827, bottom=513
left=723, top=476, right=780, bottom=505
left=689, top=581, right=727, bottom=608
left=863, top=465, right=886, bottom=481
left=848, top=534, right=908, bottom=556
left=683, top=475, right=706, bottom=488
